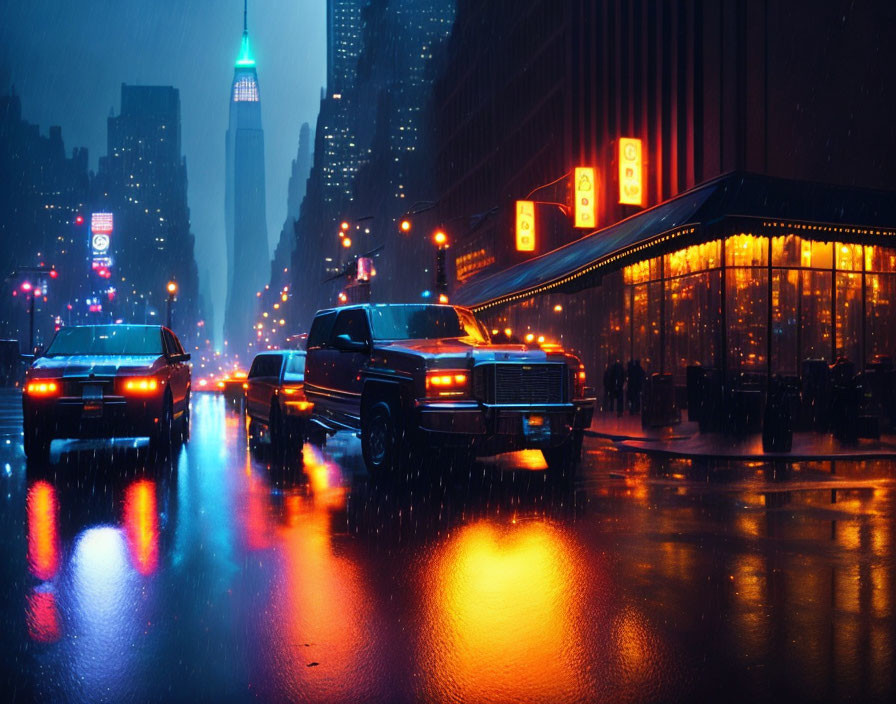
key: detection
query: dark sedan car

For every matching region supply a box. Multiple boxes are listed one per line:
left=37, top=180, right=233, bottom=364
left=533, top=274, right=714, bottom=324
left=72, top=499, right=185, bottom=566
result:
left=246, top=349, right=311, bottom=454
left=22, top=324, right=191, bottom=462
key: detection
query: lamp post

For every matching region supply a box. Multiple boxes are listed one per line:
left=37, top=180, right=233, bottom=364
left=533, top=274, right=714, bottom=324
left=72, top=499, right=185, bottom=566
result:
left=434, top=230, right=448, bottom=301
left=166, top=281, right=177, bottom=330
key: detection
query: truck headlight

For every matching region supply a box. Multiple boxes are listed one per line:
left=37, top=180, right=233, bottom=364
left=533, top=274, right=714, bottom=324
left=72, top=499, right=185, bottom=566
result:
left=425, top=370, right=470, bottom=398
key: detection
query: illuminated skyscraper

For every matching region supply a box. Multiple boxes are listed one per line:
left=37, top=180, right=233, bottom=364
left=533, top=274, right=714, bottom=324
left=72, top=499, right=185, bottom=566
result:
left=224, top=0, right=269, bottom=355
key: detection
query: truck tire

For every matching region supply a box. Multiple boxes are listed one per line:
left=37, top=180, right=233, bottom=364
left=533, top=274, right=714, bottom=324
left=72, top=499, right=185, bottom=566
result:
left=542, top=429, right=583, bottom=476
left=362, top=400, right=397, bottom=476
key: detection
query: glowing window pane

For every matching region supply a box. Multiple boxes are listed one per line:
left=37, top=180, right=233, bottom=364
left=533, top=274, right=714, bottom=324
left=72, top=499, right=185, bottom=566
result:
left=233, top=76, right=259, bottom=102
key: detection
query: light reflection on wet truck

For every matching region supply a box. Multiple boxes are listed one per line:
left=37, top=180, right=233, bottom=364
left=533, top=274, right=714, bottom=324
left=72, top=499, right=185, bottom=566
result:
left=303, top=303, right=595, bottom=476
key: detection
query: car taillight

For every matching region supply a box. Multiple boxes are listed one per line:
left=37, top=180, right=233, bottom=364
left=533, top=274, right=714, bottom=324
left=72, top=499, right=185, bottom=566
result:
left=26, top=381, right=59, bottom=396
left=425, top=370, right=470, bottom=398
left=123, top=377, right=159, bottom=394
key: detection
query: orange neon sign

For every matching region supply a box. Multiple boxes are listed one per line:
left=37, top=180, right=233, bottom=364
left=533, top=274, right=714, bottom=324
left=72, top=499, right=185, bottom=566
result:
left=573, top=167, right=596, bottom=228
left=515, top=200, right=535, bottom=252
left=618, top=137, right=643, bottom=206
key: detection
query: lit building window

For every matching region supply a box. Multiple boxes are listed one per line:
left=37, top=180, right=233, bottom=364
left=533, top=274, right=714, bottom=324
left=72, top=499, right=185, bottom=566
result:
left=232, top=76, right=259, bottom=102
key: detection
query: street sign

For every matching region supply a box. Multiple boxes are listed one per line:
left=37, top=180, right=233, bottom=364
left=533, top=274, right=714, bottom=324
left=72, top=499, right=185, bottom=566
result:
left=516, top=200, right=536, bottom=251
left=574, top=167, right=596, bottom=228
left=618, top=138, right=644, bottom=206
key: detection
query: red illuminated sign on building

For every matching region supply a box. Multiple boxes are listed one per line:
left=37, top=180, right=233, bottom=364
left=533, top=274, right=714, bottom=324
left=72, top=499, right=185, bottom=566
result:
left=90, top=212, right=113, bottom=234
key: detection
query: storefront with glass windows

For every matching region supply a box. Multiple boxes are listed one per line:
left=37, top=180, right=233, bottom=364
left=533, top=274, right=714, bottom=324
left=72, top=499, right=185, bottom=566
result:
left=454, top=173, right=896, bottom=397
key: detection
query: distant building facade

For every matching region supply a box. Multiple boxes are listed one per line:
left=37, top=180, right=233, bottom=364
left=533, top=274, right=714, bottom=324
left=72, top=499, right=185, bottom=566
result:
left=0, top=92, right=89, bottom=347
left=289, top=0, right=455, bottom=331
left=94, top=84, right=200, bottom=339
left=224, top=7, right=269, bottom=357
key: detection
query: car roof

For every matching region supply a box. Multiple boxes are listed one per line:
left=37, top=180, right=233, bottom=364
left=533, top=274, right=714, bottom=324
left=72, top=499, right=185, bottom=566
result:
left=60, top=323, right=164, bottom=330
left=314, top=303, right=466, bottom=315
left=254, top=349, right=305, bottom=357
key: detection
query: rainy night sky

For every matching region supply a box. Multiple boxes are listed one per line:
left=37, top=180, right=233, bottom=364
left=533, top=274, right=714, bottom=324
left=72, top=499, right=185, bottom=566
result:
left=0, top=0, right=325, bottom=322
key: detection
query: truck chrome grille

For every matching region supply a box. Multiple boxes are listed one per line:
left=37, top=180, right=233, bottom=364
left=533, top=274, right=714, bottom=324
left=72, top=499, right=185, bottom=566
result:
left=473, top=363, right=567, bottom=404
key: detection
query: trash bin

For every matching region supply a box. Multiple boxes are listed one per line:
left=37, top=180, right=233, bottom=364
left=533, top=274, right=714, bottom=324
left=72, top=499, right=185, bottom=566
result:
left=641, top=373, right=678, bottom=428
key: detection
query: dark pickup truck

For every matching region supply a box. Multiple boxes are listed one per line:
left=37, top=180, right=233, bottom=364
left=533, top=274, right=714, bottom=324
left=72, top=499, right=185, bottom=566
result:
left=303, top=303, right=594, bottom=475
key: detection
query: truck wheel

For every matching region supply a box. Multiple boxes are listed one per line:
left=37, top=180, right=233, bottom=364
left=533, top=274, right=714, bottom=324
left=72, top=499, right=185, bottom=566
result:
left=542, top=430, right=583, bottom=477
left=24, top=422, right=51, bottom=465
left=362, top=401, right=396, bottom=476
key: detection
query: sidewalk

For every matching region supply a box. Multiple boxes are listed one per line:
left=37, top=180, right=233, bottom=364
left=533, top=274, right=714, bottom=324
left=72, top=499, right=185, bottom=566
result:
left=586, top=412, right=698, bottom=442
left=586, top=411, right=896, bottom=460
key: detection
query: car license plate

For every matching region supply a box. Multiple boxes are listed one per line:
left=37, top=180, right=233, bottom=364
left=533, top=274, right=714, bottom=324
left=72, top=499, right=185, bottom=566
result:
left=523, top=414, right=550, bottom=442
left=82, top=385, right=103, bottom=417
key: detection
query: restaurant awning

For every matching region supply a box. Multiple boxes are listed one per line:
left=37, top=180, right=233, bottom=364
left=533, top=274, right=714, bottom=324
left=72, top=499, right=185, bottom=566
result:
left=455, top=171, right=896, bottom=311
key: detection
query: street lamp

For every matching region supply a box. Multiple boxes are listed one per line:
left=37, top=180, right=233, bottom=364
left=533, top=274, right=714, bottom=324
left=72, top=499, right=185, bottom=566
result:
left=400, top=219, right=412, bottom=233
left=166, top=280, right=177, bottom=330
left=433, top=230, right=449, bottom=297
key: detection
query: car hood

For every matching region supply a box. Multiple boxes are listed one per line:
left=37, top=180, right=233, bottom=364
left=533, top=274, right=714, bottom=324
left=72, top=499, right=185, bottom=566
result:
left=32, top=355, right=164, bottom=376
left=377, top=338, right=560, bottom=363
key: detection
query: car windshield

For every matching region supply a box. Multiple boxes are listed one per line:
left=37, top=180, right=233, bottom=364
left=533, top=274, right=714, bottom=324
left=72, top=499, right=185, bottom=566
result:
left=368, top=305, right=489, bottom=342
left=283, top=353, right=306, bottom=381
left=45, top=326, right=164, bottom=356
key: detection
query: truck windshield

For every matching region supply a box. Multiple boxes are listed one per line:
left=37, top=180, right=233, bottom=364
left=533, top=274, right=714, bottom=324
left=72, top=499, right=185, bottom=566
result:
left=45, top=326, right=164, bottom=356
left=368, top=305, right=489, bottom=343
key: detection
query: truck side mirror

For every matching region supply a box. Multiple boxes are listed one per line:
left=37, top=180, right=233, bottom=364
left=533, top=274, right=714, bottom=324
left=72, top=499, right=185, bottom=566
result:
left=333, top=334, right=369, bottom=353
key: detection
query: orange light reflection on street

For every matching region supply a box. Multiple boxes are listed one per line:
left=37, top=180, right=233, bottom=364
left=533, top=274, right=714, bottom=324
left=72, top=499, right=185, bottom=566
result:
left=26, top=590, right=61, bottom=643
left=124, top=480, right=159, bottom=576
left=27, top=481, right=60, bottom=581
left=266, top=465, right=372, bottom=701
left=420, top=521, right=586, bottom=702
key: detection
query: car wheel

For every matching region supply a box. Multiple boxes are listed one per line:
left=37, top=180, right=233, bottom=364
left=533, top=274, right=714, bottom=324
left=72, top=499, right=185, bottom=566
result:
left=270, top=402, right=286, bottom=455
left=180, top=390, right=191, bottom=442
left=23, top=422, right=51, bottom=465
left=150, top=392, right=174, bottom=458
left=362, top=401, right=396, bottom=476
left=541, top=429, right=583, bottom=477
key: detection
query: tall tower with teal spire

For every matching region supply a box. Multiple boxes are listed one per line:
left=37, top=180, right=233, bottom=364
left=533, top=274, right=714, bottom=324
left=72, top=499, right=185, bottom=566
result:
left=224, top=0, right=268, bottom=356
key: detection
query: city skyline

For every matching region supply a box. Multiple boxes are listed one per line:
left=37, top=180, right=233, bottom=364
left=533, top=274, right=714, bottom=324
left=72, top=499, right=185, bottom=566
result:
left=0, top=0, right=325, bottom=341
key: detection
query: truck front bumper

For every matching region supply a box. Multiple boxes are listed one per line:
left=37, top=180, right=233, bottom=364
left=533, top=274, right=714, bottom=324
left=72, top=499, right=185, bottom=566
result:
left=414, top=398, right=595, bottom=450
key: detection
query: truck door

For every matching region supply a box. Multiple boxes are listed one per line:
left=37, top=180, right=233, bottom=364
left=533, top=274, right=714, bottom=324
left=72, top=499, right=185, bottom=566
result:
left=328, top=308, right=371, bottom=423
left=304, top=311, right=337, bottom=411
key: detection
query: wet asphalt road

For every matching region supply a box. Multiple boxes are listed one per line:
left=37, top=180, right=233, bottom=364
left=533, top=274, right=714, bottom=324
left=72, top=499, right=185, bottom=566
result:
left=1, top=389, right=895, bottom=703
